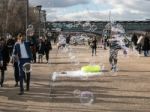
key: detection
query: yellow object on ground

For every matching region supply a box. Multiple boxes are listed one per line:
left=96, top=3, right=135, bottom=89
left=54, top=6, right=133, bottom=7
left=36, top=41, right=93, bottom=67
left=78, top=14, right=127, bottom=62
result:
left=81, top=65, right=101, bottom=73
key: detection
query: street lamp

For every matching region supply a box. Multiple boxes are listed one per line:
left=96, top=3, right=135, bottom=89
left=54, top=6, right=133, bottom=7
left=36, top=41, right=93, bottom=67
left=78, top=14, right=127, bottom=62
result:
left=36, top=5, right=42, bottom=38
left=41, top=10, right=46, bottom=34
left=26, top=0, right=29, bottom=41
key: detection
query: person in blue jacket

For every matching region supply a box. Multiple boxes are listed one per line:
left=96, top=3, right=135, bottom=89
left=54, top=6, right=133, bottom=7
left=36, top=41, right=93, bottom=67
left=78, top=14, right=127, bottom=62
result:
left=13, top=33, right=32, bottom=95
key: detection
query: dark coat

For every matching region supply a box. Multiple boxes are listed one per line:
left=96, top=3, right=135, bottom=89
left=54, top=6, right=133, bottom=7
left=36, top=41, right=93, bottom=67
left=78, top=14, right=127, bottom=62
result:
left=37, top=42, right=45, bottom=55
left=0, top=44, right=10, bottom=71
left=143, top=37, right=150, bottom=51
left=44, top=40, right=52, bottom=53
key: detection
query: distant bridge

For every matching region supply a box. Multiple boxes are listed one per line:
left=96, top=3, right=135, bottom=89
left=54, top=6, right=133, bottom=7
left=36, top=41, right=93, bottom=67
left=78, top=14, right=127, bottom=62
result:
left=46, top=21, right=150, bottom=35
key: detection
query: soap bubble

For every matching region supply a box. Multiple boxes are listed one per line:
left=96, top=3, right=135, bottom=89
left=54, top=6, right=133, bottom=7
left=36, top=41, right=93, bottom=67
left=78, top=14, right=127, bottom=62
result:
left=28, top=24, right=33, bottom=29
left=26, top=25, right=34, bottom=36
left=73, top=89, right=81, bottom=97
left=47, top=32, right=52, bottom=37
left=52, top=72, right=58, bottom=81
left=22, top=63, right=32, bottom=73
left=82, top=22, right=91, bottom=31
left=80, top=91, right=94, bottom=105
left=55, top=28, right=62, bottom=32
left=91, top=24, right=97, bottom=32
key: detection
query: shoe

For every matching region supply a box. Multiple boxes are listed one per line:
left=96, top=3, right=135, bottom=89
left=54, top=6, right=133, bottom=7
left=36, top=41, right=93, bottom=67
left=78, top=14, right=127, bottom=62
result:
left=18, top=92, right=24, bottom=95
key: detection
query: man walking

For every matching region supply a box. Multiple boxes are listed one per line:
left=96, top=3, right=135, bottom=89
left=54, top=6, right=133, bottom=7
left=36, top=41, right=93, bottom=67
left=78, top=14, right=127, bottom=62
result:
left=13, top=33, right=32, bottom=95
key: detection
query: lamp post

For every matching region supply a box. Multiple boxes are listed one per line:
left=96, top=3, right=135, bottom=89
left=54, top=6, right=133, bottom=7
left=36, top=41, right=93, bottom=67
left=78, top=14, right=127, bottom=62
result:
left=42, top=10, right=46, bottom=32
left=26, top=0, right=29, bottom=41
left=36, top=5, right=42, bottom=38
left=41, top=10, right=46, bottom=35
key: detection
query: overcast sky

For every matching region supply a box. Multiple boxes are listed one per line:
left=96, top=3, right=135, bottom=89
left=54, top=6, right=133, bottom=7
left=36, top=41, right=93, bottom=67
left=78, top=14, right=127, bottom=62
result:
left=29, top=0, right=150, bottom=21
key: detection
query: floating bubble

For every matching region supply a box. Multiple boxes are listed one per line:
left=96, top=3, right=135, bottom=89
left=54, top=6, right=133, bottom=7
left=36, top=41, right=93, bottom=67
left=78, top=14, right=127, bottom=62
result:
left=74, top=60, right=80, bottom=65
left=81, top=33, right=88, bottom=38
left=27, top=26, right=34, bottom=36
left=52, top=72, right=58, bottom=81
left=73, top=89, right=81, bottom=97
left=63, top=47, right=69, bottom=53
left=109, top=70, right=118, bottom=76
left=70, top=56, right=76, bottom=60
left=47, top=32, right=52, bottom=37
left=66, top=24, right=73, bottom=29
left=28, top=24, right=33, bottom=29
left=22, top=63, right=32, bottom=73
left=71, top=59, right=80, bottom=65
left=74, top=21, right=81, bottom=27
left=70, top=36, right=76, bottom=45
left=56, top=28, right=62, bottom=32
left=101, top=64, right=105, bottom=72
left=80, top=91, right=94, bottom=105
left=91, top=25, right=97, bottom=32
left=82, top=22, right=91, bottom=31
left=58, top=34, right=66, bottom=46
left=68, top=52, right=73, bottom=57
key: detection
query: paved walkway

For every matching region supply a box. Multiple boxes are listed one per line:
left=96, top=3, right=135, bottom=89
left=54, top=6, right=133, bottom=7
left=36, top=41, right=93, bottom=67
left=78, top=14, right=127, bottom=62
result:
left=0, top=45, right=150, bottom=112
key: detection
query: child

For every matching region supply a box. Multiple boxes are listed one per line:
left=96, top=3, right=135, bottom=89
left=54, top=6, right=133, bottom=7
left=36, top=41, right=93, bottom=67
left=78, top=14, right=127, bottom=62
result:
left=109, top=37, right=127, bottom=72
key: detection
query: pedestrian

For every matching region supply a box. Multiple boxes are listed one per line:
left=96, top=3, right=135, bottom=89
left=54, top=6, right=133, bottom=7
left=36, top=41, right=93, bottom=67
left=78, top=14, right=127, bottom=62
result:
left=57, top=32, right=66, bottom=49
left=137, top=34, right=145, bottom=54
left=109, top=36, right=127, bottom=72
left=44, top=37, right=52, bottom=63
left=13, top=33, right=32, bottom=95
left=11, top=37, right=20, bottom=87
left=0, top=38, right=10, bottom=87
left=90, top=36, right=97, bottom=56
left=37, top=37, right=45, bottom=63
left=143, top=33, right=149, bottom=57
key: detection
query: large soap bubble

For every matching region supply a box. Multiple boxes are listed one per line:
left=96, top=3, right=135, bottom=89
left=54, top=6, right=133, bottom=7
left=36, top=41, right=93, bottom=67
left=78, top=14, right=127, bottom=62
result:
left=80, top=91, right=94, bottom=105
left=73, top=89, right=81, bottom=97
left=82, top=22, right=91, bottom=31
left=26, top=24, right=34, bottom=36
left=91, top=24, right=97, bottom=32
left=22, top=63, right=32, bottom=73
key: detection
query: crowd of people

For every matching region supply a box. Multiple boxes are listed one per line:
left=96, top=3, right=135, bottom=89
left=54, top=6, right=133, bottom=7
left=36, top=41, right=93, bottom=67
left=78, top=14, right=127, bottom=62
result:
left=0, top=31, right=150, bottom=95
left=0, top=33, right=52, bottom=95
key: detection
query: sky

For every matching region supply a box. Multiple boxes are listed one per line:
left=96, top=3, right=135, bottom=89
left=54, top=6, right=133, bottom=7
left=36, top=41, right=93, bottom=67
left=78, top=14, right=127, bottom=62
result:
left=29, top=0, right=150, bottom=21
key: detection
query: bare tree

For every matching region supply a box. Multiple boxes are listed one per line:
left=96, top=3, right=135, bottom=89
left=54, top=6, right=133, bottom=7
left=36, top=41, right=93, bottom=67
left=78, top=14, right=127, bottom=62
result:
left=0, top=0, right=40, bottom=37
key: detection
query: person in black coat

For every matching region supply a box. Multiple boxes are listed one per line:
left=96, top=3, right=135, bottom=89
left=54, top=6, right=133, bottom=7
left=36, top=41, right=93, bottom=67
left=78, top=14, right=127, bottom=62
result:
left=44, top=38, right=52, bottom=63
left=37, top=37, right=45, bottom=63
left=131, top=33, right=138, bottom=46
left=143, top=35, right=150, bottom=57
left=0, top=38, right=10, bottom=87
left=91, top=36, right=97, bottom=56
